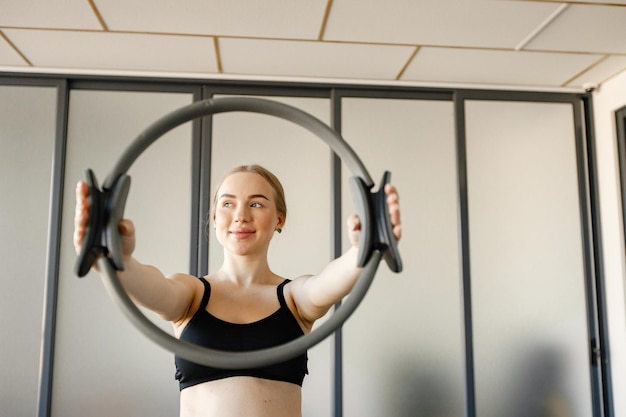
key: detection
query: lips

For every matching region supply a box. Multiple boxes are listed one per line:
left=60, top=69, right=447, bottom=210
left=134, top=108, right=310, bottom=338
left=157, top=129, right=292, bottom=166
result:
left=230, top=228, right=255, bottom=239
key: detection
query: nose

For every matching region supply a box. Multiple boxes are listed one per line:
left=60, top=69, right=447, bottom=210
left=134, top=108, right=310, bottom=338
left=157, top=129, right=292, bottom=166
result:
left=234, top=204, right=250, bottom=222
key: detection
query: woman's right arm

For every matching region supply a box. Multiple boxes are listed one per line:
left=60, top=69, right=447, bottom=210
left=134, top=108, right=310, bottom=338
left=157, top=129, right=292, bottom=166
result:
left=73, top=181, right=200, bottom=323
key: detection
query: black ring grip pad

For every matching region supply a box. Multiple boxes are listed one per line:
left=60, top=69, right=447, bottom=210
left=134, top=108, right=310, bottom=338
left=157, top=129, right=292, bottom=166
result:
left=349, top=171, right=402, bottom=273
left=75, top=169, right=130, bottom=277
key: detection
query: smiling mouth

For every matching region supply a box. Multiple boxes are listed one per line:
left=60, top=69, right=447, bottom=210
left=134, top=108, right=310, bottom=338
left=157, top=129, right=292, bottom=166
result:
left=230, top=230, right=255, bottom=239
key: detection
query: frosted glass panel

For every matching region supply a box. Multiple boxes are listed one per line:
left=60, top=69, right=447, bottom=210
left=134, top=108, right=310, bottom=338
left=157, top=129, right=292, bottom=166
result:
left=0, top=85, right=57, bottom=417
left=466, top=100, right=592, bottom=417
left=53, top=90, right=193, bottom=417
left=341, top=98, right=465, bottom=417
left=209, top=95, right=333, bottom=417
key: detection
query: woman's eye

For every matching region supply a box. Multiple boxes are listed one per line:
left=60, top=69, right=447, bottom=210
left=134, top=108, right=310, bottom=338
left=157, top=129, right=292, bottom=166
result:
left=223, top=202, right=233, bottom=208
left=250, top=202, right=262, bottom=208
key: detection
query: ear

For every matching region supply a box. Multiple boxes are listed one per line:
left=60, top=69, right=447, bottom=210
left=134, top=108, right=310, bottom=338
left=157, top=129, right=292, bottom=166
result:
left=277, top=214, right=285, bottom=229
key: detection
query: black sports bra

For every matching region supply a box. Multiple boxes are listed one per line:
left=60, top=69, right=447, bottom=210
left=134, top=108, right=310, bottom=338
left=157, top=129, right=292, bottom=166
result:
left=174, top=278, right=308, bottom=390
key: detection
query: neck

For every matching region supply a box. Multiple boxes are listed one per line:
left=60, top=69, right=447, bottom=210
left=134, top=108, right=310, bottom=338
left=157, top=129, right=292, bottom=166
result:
left=219, top=252, right=274, bottom=286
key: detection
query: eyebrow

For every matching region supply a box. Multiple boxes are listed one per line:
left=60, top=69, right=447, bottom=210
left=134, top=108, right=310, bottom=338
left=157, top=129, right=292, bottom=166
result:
left=218, top=193, right=270, bottom=201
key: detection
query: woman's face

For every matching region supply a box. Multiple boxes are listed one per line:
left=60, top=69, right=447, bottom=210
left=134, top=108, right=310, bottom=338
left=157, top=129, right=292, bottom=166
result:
left=213, top=172, right=284, bottom=256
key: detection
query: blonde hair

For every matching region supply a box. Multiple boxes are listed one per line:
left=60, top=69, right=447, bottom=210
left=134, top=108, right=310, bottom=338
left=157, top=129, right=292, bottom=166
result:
left=212, top=164, right=287, bottom=221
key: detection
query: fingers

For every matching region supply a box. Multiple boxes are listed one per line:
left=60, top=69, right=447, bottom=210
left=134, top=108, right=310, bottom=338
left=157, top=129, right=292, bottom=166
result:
left=347, top=183, right=402, bottom=246
left=118, top=219, right=135, bottom=237
left=118, top=219, right=137, bottom=258
left=384, top=184, right=402, bottom=240
left=347, top=214, right=361, bottom=231
left=73, top=181, right=89, bottom=253
left=347, top=214, right=361, bottom=248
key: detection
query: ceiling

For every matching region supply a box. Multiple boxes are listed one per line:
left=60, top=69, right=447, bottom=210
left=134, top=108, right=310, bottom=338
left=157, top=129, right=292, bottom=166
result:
left=1, top=0, right=626, bottom=92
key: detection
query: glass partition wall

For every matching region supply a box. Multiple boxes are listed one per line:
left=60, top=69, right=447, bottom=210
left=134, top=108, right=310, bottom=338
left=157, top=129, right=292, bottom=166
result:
left=0, top=76, right=609, bottom=417
left=53, top=88, right=196, bottom=417
left=465, top=99, right=592, bottom=417
left=0, top=84, right=58, bottom=417
left=340, top=96, right=465, bottom=417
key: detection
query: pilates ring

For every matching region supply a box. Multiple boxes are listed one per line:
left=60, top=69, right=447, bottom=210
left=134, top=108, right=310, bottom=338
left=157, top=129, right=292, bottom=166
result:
left=75, top=97, right=402, bottom=369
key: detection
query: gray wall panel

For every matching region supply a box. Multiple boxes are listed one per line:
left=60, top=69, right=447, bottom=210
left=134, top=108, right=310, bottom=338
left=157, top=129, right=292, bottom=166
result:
left=466, top=100, right=592, bottom=417
left=0, top=85, right=57, bottom=417
left=52, top=90, right=193, bottom=417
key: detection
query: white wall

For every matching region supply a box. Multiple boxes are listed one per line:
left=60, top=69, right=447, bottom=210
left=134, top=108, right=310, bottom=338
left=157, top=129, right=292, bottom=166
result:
left=592, top=69, right=626, bottom=417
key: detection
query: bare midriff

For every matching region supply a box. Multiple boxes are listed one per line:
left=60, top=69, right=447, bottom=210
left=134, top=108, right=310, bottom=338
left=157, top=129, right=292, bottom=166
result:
left=179, top=376, right=302, bottom=417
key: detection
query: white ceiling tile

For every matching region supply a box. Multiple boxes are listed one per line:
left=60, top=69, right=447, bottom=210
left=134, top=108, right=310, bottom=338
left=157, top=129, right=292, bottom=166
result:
left=324, top=0, right=559, bottom=49
left=0, top=0, right=622, bottom=90
left=527, top=4, right=626, bottom=54
left=219, top=38, right=415, bottom=80
left=566, top=55, right=626, bottom=88
left=0, top=0, right=101, bottom=30
left=2, top=30, right=218, bottom=73
left=401, top=47, right=603, bottom=87
left=96, top=0, right=328, bottom=39
left=0, top=34, right=28, bottom=66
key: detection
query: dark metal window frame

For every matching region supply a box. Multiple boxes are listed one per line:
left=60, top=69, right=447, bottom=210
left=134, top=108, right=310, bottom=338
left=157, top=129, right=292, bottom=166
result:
left=616, top=105, right=626, bottom=265
left=0, top=72, right=611, bottom=417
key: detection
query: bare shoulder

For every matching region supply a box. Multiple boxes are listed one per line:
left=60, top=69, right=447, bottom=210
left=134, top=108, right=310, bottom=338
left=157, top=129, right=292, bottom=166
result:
left=282, top=275, right=317, bottom=332
left=284, top=273, right=312, bottom=287
left=284, top=274, right=314, bottom=295
left=168, top=272, right=206, bottom=296
left=168, top=273, right=206, bottom=328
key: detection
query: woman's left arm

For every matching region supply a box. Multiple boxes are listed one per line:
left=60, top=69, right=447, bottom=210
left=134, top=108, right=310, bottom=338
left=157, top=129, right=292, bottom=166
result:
left=290, top=184, right=401, bottom=325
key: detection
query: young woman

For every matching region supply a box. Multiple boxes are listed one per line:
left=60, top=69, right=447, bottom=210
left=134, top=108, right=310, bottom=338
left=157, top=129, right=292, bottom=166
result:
left=74, top=164, right=401, bottom=417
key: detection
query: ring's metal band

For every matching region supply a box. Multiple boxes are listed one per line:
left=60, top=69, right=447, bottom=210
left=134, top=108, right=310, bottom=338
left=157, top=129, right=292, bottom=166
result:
left=80, top=97, right=398, bottom=369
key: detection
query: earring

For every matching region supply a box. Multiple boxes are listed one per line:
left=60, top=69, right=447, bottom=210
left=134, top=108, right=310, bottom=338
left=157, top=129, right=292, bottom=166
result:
left=277, top=228, right=282, bottom=234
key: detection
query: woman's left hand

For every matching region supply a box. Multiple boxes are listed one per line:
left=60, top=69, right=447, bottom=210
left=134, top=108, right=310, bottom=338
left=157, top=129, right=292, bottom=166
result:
left=385, top=184, right=401, bottom=241
left=348, top=184, right=401, bottom=247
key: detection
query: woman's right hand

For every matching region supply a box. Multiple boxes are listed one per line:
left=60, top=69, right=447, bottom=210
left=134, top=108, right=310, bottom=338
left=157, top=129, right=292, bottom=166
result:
left=73, top=181, right=136, bottom=269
